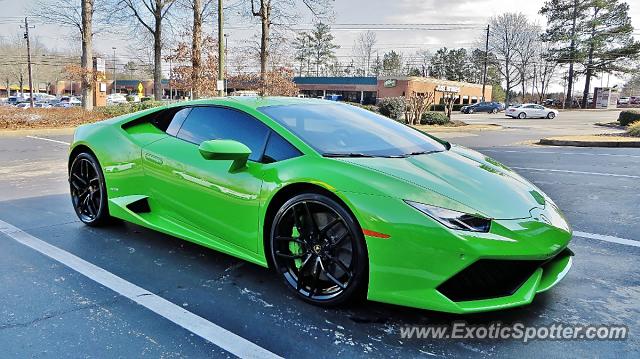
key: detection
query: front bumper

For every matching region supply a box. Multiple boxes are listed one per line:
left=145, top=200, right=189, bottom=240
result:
left=339, top=191, right=573, bottom=314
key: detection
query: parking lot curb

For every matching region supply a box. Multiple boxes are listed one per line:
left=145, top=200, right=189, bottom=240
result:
left=539, top=137, right=640, bottom=148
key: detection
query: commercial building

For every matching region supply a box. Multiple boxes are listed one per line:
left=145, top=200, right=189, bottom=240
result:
left=294, top=76, right=492, bottom=104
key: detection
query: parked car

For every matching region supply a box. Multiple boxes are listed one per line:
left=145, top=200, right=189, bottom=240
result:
left=630, top=96, right=640, bottom=105
left=15, top=102, right=32, bottom=109
left=506, top=103, right=559, bottom=119
left=59, top=96, right=82, bottom=106
left=618, top=97, right=630, bottom=105
left=461, top=101, right=502, bottom=114
left=34, top=102, right=52, bottom=108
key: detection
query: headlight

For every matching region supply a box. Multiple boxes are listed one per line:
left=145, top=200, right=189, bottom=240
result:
left=404, top=200, right=491, bottom=232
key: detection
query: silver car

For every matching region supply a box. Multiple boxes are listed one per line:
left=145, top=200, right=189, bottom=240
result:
left=505, top=103, right=559, bottom=119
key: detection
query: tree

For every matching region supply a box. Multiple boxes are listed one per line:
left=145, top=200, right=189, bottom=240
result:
left=307, top=23, right=339, bottom=76
left=534, top=43, right=558, bottom=102
left=382, top=51, right=403, bottom=76
left=166, top=36, right=219, bottom=97
left=404, top=92, right=434, bottom=125
left=190, top=0, right=203, bottom=98
left=353, top=31, right=376, bottom=76
left=543, top=0, right=640, bottom=108
left=515, top=22, right=541, bottom=102
left=489, top=13, right=528, bottom=105
left=117, top=0, right=177, bottom=100
left=622, top=73, right=640, bottom=96
left=250, top=0, right=331, bottom=86
left=579, top=1, right=640, bottom=108
left=35, top=0, right=103, bottom=109
left=541, top=0, right=587, bottom=107
left=293, top=32, right=313, bottom=76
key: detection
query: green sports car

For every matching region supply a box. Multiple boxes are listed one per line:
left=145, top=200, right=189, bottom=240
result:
left=68, top=97, right=573, bottom=314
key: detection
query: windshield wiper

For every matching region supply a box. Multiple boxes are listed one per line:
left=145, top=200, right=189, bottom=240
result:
left=322, top=152, right=376, bottom=158
left=405, top=150, right=441, bottom=156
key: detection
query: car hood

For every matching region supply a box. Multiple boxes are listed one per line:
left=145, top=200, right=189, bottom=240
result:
left=339, top=146, right=546, bottom=220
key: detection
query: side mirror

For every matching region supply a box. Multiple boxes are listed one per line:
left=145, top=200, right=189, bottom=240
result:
left=199, top=139, right=252, bottom=172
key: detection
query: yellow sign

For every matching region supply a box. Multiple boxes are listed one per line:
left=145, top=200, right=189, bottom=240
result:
left=137, top=83, right=144, bottom=97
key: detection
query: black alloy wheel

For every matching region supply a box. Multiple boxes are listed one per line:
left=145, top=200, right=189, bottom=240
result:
left=270, top=193, right=367, bottom=306
left=69, top=152, right=110, bottom=226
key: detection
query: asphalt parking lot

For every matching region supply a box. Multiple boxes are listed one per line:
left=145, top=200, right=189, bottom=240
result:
left=0, top=120, right=638, bottom=357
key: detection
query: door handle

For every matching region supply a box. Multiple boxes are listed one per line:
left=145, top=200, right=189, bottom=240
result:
left=144, top=152, right=164, bottom=165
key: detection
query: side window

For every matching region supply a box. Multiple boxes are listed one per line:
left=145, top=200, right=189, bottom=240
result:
left=166, top=107, right=192, bottom=136
left=177, top=107, right=270, bottom=162
left=263, top=131, right=302, bottom=163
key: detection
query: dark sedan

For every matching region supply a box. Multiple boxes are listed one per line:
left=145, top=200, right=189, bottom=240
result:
left=461, top=102, right=503, bottom=114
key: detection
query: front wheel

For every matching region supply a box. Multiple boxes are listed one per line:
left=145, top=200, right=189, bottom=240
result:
left=547, top=112, right=556, bottom=119
left=69, top=152, right=111, bottom=226
left=491, top=108, right=498, bottom=114
left=270, top=193, right=368, bottom=306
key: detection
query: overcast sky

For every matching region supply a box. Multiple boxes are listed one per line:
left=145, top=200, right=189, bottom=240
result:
left=1, top=0, right=639, bottom=92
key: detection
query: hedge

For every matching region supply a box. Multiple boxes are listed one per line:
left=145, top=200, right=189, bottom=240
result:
left=95, top=101, right=164, bottom=117
left=421, top=111, right=450, bottom=125
left=618, top=110, right=640, bottom=126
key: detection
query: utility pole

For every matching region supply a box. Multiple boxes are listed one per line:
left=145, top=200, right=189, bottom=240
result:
left=112, top=47, right=117, bottom=94
left=217, top=0, right=225, bottom=97
left=22, top=17, right=35, bottom=107
left=481, top=24, right=490, bottom=102
left=565, top=0, right=578, bottom=109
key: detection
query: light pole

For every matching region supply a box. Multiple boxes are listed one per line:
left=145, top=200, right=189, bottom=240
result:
left=218, top=0, right=224, bottom=97
left=224, top=33, right=229, bottom=82
left=112, top=47, right=117, bottom=94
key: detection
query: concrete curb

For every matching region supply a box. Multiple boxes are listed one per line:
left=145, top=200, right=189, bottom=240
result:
left=539, top=138, right=640, bottom=148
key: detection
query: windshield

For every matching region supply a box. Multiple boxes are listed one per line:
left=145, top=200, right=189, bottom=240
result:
left=259, top=103, right=447, bottom=157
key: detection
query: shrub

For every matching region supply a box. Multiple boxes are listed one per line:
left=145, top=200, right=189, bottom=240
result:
left=421, top=111, right=451, bottom=125
left=346, top=102, right=379, bottom=113
left=628, top=121, right=640, bottom=137
left=95, top=101, right=164, bottom=117
left=618, top=110, right=640, bottom=126
left=378, top=97, right=406, bottom=120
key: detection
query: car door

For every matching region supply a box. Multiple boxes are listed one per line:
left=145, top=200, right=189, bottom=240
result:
left=141, top=106, right=271, bottom=252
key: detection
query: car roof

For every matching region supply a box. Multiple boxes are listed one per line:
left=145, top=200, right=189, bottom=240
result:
left=168, top=96, right=339, bottom=111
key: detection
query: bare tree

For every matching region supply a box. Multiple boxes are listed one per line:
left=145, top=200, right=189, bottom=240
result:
left=534, top=44, right=558, bottom=102
left=34, top=0, right=103, bottom=109
left=353, top=31, right=376, bottom=76
left=515, top=22, right=541, bottom=102
left=249, top=0, right=332, bottom=87
left=489, top=13, right=527, bottom=105
left=116, top=0, right=177, bottom=100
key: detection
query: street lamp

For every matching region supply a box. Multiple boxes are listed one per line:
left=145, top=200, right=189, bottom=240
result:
left=112, top=47, right=117, bottom=94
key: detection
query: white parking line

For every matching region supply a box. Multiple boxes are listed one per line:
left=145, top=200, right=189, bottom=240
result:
left=25, top=135, right=71, bottom=146
left=511, top=166, right=640, bottom=179
left=574, top=231, right=640, bottom=248
left=0, top=219, right=282, bottom=359
left=482, top=149, right=640, bottom=159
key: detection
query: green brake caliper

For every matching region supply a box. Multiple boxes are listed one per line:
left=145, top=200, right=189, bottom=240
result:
left=289, top=227, right=303, bottom=268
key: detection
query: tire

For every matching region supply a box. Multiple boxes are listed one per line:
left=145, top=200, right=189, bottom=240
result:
left=69, top=152, right=111, bottom=226
left=518, top=112, right=527, bottom=119
left=491, top=108, right=498, bottom=114
left=547, top=112, right=556, bottom=119
left=270, top=193, right=368, bottom=307
left=468, top=109, right=474, bottom=114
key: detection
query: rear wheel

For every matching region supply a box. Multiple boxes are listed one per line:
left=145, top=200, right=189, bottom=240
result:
left=270, top=193, right=368, bottom=306
left=69, top=152, right=111, bottom=226
left=518, top=112, right=527, bottom=119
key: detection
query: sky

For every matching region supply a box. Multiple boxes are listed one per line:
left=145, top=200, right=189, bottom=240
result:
left=1, top=0, right=639, bottom=92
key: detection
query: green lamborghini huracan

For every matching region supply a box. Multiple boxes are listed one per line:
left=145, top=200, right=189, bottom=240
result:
left=68, top=97, right=573, bottom=313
